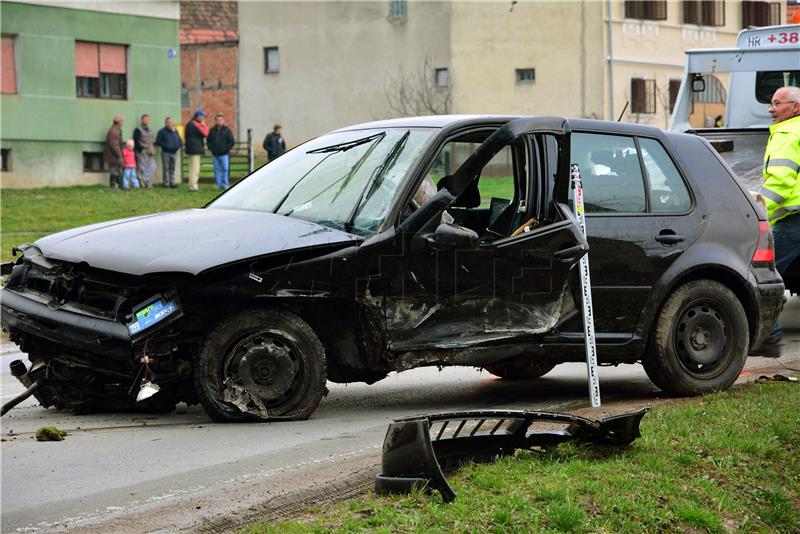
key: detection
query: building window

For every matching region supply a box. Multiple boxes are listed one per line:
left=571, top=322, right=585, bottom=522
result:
left=683, top=1, right=725, bottom=26
left=388, top=0, right=407, bottom=18
left=1, top=148, right=10, bottom=171
left=75, top=41, right=127, bottom=99
left=264, top=47, right=279, bottom=73
left=516, top=68, right=536, bottom=84
left=181, top=87, right=190, bottom=109
left=434, top=68, right=449, bottom=87
left=631, top=78, right=656, bottom=114
left=669, top=79, right=682, bottom=113
left=2, top=35, right=17, bottom=94
left=742, top=1, right=781, bottom=27
left=82, top=152, right=106, bottom=172
left=624, top=1, right=667, bottom=20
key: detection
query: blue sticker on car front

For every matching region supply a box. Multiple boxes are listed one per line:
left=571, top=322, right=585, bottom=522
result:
left=127, top=298, right=178, bottom=336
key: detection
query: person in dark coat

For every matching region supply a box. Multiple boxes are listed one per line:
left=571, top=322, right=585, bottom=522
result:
left=155, top=117, right=182, bottom=188
left=184, top=109, right=208, bottom=192
left=206, top=113, right=235, bottom=189
left=262, top=124, right=286, bottom=161
left=133, top=114, right=157, bottom=188
left=104, top=115, right=124, bottom=188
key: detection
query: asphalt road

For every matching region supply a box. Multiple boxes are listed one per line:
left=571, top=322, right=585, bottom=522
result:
left=2, top=296, right=798, bottom=533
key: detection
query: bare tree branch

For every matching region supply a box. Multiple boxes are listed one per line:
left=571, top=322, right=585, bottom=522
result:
left=381, top=54, right=451, bottom=118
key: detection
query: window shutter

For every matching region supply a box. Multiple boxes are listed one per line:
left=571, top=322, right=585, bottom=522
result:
left=652, top=1, right=667, bottom=20
left=75, top=41, right=99, bottom=77
left=631, top=78, right=644, bottom=113
left=669, top=80, right=682, bottom=113
left=1, top=36, right=16, bottom=94
left=99, top=44, right=126, bottom=74
left=769, top=2, right=781, bottom=25
left=683, top=1, right=698, bottom=24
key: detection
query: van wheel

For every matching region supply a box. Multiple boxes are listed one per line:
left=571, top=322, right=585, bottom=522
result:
left=643, top=280, right=748, bottom=395
left=195, top=309, right=327, bottom=422
left=484, top=358, right=556, bottom=380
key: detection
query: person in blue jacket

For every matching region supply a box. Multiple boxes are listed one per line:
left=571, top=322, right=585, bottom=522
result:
left=155, top=117, right=183, bottom=188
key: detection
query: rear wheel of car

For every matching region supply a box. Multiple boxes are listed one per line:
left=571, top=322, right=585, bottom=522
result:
left=195, top=308, right=327, bottom=422
left=643, top=280, right=748, bottom=396
left=484, top=358, right=556, bottom=380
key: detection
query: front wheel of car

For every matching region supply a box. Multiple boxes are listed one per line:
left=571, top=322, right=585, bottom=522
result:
left=195, top=308, right=327, bottom=422
left=643, top=280, right=748, bottom=396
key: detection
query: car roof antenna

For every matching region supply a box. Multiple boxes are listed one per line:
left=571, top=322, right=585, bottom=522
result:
left=616, top=101, right=629, bottom=122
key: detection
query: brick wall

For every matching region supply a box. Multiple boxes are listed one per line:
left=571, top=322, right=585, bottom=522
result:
left=180, top=1, right=238, bottom=134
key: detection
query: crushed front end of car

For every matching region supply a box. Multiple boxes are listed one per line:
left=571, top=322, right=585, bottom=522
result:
left=1, top=244, right=195, bottom=414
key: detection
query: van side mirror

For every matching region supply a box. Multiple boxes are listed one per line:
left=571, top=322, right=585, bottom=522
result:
left=691, top=75, right=705, bottom=93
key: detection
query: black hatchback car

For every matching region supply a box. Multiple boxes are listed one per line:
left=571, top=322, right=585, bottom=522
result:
left=1, top=116, right=785, bottom=422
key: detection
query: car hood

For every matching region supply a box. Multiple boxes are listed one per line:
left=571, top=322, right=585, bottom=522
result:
left=34, top=208, right=360, bottom=276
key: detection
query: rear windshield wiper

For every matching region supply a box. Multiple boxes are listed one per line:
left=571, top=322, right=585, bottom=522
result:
left=307, top=132, right=386, bottom=154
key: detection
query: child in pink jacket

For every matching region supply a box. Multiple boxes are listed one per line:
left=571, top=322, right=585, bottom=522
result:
left=122, top=139, right=140, bottom=189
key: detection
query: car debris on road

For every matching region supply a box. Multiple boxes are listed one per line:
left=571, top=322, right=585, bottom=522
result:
left=375, top=408, right=649, bottom=502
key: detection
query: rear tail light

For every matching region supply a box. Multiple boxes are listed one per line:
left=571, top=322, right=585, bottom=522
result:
left=751, top=221, right=776, bottom=265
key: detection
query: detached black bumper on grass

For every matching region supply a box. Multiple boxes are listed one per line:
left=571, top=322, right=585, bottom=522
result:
left=376, top=408, right=649, bottom=502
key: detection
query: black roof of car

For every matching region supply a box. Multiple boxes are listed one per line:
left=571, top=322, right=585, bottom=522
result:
left=335, top=115, right=669, bottom=139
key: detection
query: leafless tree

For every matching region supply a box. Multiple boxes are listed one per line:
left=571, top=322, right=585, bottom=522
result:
left=381, top=55, right=451, bottom=118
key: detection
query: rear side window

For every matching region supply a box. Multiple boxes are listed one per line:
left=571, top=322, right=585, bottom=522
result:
left=639, top=138, right=692, bottom=213
left=755, top=71, right=800, bottom=104
left=570, top=133, right=646, bottom=214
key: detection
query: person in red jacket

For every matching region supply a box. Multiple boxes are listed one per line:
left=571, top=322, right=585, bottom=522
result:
left=121, top=139, right=141, bottom=190
left=184, top=109, right=209, bottom=192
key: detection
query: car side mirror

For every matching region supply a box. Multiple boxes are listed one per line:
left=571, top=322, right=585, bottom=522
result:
left=430, top=222, right=480, bottom=250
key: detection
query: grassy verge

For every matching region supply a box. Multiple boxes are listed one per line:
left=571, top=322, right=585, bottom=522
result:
left=243, top=382, right=799, bottom=533
left=1, top=185, right=220, bottom=263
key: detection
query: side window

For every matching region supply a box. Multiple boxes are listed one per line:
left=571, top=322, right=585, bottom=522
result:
left=570, top=133, right=646, bottom=214
left=639, top=138, right=692, bottom=213
left=410, top=139, right=525, bottom=238
left=423, top=141, right=516, bottom=207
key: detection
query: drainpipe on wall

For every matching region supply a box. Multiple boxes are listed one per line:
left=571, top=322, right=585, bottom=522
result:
left=606, top=0, right=614, bottom=120
left=580, top=0, right=586, bottom=118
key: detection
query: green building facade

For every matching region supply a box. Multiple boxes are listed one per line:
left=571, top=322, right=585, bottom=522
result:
left=1, top=1, right=181, bottom=188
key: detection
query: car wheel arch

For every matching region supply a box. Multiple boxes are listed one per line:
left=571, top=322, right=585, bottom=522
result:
left=642, top=265, right=757, bottom=354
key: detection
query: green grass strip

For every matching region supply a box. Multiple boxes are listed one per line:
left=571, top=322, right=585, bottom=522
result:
left=1, top=185, right=221, bottom=263
left=243, top=382, right=800, bottom=533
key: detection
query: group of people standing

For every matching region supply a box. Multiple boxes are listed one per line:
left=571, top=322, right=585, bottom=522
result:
left=104, top=114, right=182, bottom=190
left=103, top=110, right=240, bottom=192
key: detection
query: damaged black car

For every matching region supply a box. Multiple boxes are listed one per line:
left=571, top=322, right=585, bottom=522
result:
left=1, top=116, right=785, bottom=421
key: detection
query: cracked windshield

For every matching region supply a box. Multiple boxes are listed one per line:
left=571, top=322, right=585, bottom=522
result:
left=209, top=128, right=436, bottom=236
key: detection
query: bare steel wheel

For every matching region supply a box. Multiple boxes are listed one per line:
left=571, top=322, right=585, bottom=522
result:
left=196, top=308, right=327, bottom=422
left=643, top=280, right=748, bottom=395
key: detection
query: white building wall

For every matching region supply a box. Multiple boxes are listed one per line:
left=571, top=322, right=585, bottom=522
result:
left=238, top=1, right=451, bottom=148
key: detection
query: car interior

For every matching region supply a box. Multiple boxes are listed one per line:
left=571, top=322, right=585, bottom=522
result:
left=406, top=130, right=543, bottom=242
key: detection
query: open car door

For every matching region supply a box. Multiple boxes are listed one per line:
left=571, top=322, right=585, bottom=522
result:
left=386, top=117, right=588, bottom=352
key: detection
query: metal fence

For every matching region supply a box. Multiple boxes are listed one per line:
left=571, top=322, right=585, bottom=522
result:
left=181, top=128, right=254, bottom=185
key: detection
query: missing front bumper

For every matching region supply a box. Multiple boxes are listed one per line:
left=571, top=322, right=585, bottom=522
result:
left=375, top=408, right=649, bottom=502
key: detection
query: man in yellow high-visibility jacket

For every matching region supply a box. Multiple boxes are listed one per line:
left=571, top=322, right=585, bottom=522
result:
left=761, top=86, right=800, bottom=343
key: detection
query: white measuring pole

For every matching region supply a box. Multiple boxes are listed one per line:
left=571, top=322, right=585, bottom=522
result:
left=570, top=164, right=601, bottom=407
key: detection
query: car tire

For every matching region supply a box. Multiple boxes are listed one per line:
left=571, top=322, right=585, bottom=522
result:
left=484, top=358, right=556, bottom=380
left=643, top=280, right=748, bottom=396
left=195, top=308, right=327, bottom=422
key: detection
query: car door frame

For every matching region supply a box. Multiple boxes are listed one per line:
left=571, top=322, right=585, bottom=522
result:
left=380, top=117, right=589, bottom=352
